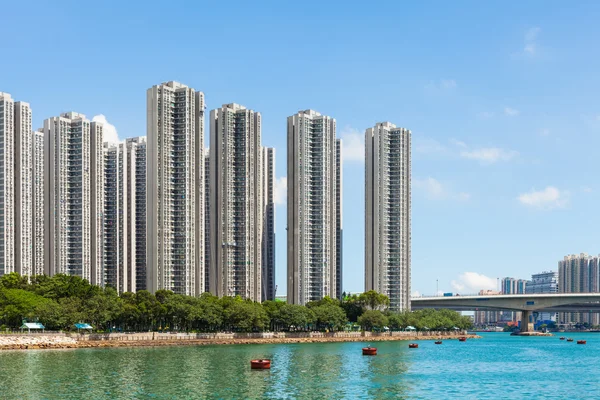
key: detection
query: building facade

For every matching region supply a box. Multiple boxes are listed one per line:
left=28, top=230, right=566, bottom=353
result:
left=104, top=142, right=129, bottom=293
left=209, top=103, right=271, bottom=301
left=146, top=81, right=204, bottom=296
left=558, top=253, right=600, bottom=325
left=365, top=122, right=411, bottom=311
left=32, top=130, right=44, bottom=276
left=0, top=93, right=34, bottom=277
left=125, top=137, right=147, bottom=292
left=287, top=110, right=341, bottom=305
left=474, top=290, right=501, bottom=326
left=43, top=112, right=104, bottom=284
left=525, top=270, right=558, bottom=322
left=262, top=147, right=276, bottom=301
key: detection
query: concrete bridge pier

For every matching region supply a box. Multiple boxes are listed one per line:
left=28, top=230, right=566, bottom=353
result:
left=520, top=310, right=534, bottom=333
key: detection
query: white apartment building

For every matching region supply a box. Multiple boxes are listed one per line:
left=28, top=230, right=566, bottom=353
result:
left=209, top=103, right=272, bottom=301
left=0, top=93, right=33, bottom=277
left=365, top=122, right=411, bottom=311
left=104, top=142, right=128, bottom=293
left=33, top=130, right=44, bottom=275
left=125, top=137, right=146, bottom=292
left=204, top=149, right=210, bottom=293
left=287, top=110, right=341, bottom=305
left=147, top=81, right=205, bottom=296
left=43, top=112, right=104, bottom=284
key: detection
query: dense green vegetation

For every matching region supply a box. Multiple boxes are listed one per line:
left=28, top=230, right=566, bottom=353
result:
left=0, top=273, right=472, bottom=332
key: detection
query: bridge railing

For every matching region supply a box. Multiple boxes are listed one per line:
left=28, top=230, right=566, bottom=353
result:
left=412, top=293, right=483, bottom=298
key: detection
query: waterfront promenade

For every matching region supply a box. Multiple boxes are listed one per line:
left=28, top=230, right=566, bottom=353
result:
left=0, top=331, right=476, bottom=351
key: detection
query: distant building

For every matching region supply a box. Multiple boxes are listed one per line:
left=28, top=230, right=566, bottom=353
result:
left=474, top=290, right=501, bottom=325
left=526, top=271, right=558, bottom=322
left=558, top=253, right=600, bottom=325
left=501, top=277, right=527, bottom=322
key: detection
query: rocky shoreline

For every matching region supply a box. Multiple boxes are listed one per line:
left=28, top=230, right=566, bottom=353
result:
left=0, top=333, right=480, bottom=351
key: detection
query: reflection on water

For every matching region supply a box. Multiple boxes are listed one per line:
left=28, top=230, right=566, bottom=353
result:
left=0, top=333, right=599, bottom=399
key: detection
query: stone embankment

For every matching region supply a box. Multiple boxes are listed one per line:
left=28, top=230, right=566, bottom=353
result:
left=0, top=331, right=479, bottom=351
left=0, top=335, right=78, bottom=350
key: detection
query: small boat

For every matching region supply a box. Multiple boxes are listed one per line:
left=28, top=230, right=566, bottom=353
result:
left=408, top=343, right=418, bottom=348
left=566, top=338, right=574, bottom=342
left=458, top=337, right=467, bottom=342
left=577, top=340, right=586, bottom=345
left=362, top=346, right=377, bottom=355
left=250, top=359, right=271, bottom=369
left=434, top=341, right=442, bottom=345
left=559, top=337, right=565, bottom=340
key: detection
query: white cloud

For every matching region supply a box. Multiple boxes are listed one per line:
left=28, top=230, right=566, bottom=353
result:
left=92, top=114, right=119, bottom=143
left=273, top=177, right=287, bottom=206
left=339, top=126, right=364, bottom=163
left=451, top=272, right=497, bottom=293
left=413, top=177, right=470, bottom=202
left=582, top=186, right=593, bottom=193
left=524, top=27, right=541, bottom=55
left=449, top=138, right=467, bottom=148
left=411, top=290, right=421, bottom=298
left=504, top=107, right=520, bottom=117
left=460, top=147, right=518, bottom=164
left=517, top=186, right=569, bottom=210
left=425, top=79, right=458, bottom=91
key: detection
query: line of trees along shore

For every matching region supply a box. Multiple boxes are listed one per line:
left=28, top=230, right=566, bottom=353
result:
left=0, top=273, right=472, bottom=332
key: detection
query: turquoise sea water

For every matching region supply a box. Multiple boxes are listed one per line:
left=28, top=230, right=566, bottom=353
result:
left=0, top=332, right=598, bottom=399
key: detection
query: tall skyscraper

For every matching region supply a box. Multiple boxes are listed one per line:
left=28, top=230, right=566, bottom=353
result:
left=209, top=103, right=269, bottom=301
left=262, top=147, right=276, bottom=301
left=335, top=139, right=343, bottom=300
left=558, top=253, right=600, bottom=325
left=0, top=93, right=34, bottom=277
left=104, top=142, right=128, bottom=293
left=43, top=112, right=104, bottom=284
left=287, top=110, right=340, bottom=305
left=146, top=81, right=205, bottom=296
left=204, top=149, right=210, bottom=294
left=125, top=137, right=147, bottom=292
left=32, top=130, right=44, bottom=276
left=365, top=122, right=411, bottom=311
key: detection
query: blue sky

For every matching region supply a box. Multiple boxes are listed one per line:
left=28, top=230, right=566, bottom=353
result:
left=3, top=1, right=600, bottom=296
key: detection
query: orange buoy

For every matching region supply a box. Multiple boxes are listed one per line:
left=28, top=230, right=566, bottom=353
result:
left=577, top=340, right=587, bottom=345
left=458, top=337, right=467, bottom=342
left=434, top=341, right=442, bottom=345
left=362, top=347, right=377, bottom=355
left=250, top=359, right=271, bottom=369
left=408, top=343, right=418, bottom=348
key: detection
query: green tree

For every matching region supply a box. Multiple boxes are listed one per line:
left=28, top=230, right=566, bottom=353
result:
left=278, top=304, right=314, bottom=330
left=358, top=310, right=388, bottom=331
left=358, top=290, right=390, bottom=311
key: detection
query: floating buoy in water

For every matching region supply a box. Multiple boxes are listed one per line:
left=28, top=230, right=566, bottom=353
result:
left=458, top=337, right=467, bottom=342
left=559, top=337, right=565, bottom=340
left=362, top=346, right=377, bottom=355
left=250, top=359, right=271, bottom=369
left=577, top=340, right=586, bottom=345
left=408, top=343, right=418, bottom=348
left=567, top=338, right=574, bottom=342
left=434, top=341, right=442, bottom=345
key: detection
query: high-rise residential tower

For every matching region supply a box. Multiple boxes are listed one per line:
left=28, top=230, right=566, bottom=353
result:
left=43, top=112, right=104, bottom=284
left=558, top=253, right=600, bottom=325
left=287, top=110, right=341, bottom=305
left=0, top=93, right=34, bottom=277
left=146, top=81, right=205, bottom=296
left=262, top=147, right=276, bottom=301
left=32, top=130, right=44, bottom=276
left=365, top=122, right=411, bottom=311
left=204, top=149, right=210, bottom=293
left=125, top=137, right=147, bottom=292
left=104, top=142, right=128, bottom=293
left=209, top=103, right=271, bottom=301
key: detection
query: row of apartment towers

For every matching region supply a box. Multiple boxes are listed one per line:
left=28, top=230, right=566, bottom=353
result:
left=0, top=81, right=411, bottom=308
